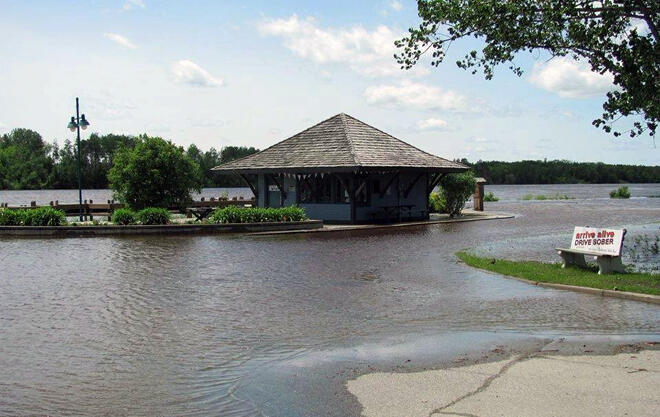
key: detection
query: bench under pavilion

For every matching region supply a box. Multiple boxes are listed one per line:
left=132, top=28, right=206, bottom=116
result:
left=212, top=113, right=469, bottom=224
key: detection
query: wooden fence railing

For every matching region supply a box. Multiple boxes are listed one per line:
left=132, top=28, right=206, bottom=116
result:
left=0, top=197, right=256, bottom=221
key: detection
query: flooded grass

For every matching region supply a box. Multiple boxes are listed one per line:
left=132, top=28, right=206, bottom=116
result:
left=521, top=193, right=574, bottom=201
left=456, top=251, right=660, bottom=296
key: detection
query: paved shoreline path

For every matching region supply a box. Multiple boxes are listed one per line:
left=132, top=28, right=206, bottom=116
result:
left=347, top=349, right=660, bottom=417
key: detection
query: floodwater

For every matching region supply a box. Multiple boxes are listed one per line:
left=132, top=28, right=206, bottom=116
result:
left=1, top=184, right=659, bottom=416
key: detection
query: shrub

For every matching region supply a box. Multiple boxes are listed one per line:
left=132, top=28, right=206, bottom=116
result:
left=438, top=172, right=476, bottom=217
left=0, top=208, right=23, bottom=225
left=610, top=186, right=631, bottom=199
left=137, top=207, right=172, bottom=225
left=428, top=192, right=446, bottom=213
left=534, top=194, right=547, bottom=200
left=108, top=135, right=202, bottom=210
left=111, top=208, right=137, bottom=225
left=483, top=192, right=499, bottom=202
left=21, top=207, right=66, bottom=226
left=522, top=193, right=533, bottom=200
left=208, top=206, right=307, bottom=224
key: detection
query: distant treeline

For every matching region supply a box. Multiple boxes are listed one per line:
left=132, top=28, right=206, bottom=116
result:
left=2, top=128, right=658, bottom=190
left=461, top=159, right=660, bottom=184
left=0, top=128, right=258, bottom=190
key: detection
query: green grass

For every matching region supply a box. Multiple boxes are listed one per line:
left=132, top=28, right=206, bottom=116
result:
left=456, top=251, right=660, bottom=296
left=483, top=192, right=499, bottom=202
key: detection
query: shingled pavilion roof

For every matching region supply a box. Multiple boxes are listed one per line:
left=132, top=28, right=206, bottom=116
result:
left=212, top=113, right=469, bottom=174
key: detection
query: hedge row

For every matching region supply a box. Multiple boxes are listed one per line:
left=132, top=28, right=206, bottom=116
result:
left=207, top=206, right=307, bottom=224
left=0, top=207, right=66, bottom=226
left=111, top=207, right=171, bottom=225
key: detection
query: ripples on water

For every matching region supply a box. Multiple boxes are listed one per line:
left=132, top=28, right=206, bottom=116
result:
left=0, top=184, right=659, bottom=416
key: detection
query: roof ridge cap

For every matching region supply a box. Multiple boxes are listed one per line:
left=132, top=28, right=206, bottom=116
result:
left=339, top=113, right=360, bottom=166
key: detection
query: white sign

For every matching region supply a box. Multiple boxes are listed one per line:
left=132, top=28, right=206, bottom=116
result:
left=268, top=185, right=279, bottom=192
left=570, top=226, right=626, bottom=255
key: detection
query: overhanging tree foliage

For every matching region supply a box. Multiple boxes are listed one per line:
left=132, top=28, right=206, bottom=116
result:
left=396, top=0, right=659, bottom=137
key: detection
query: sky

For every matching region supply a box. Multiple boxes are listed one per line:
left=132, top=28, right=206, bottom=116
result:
left=0, top=0, right=657, bottom=165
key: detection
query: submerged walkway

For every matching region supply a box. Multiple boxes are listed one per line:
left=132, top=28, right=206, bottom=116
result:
left=249, top=210, right=514, bottom=235
left=347, top=348, right=660, bottom=417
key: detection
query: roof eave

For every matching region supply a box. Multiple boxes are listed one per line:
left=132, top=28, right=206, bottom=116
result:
left=211, top=165, right=470, bottom=175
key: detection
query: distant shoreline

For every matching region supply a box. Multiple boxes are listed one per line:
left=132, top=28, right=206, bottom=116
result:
left=2, top=182, right=660, bottom=192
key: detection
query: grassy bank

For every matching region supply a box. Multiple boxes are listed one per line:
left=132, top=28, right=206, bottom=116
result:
left=456, top=251, right=660, bottom=296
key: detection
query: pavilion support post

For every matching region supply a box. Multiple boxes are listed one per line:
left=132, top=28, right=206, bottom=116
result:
left=425, top=172, right=430, bottom=219
left=266, top=174, right=287, bottom=207
left=397, top=174, right=401, bottom=222
left=262, top=174, right=269, bottom=207
left=349, top=174, right=356, bottom=224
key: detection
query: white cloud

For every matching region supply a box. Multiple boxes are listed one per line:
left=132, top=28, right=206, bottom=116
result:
left=123, top=0, right=145, bottom=11
left=258, top=14, right=425, bottom=77
left=630, top=18, right=650, bottom=36
left=364, top=80, right=467, bottom=111
left=171, top=60, right=224, bottom=87
left=390, top=1, right=403, bottom=11
left=103, top=33, right=137, bottom=49
left=529, top=57, right=615, bottom=98
left=417, top=118, right=448, bottom=131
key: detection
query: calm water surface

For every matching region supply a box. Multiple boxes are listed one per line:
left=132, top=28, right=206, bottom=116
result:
left=1, top=184, right=659, bottom=416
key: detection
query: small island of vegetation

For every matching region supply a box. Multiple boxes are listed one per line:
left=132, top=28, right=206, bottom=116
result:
left=610, top=186, right=631, bottom=199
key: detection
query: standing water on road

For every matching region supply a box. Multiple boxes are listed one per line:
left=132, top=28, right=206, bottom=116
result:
left=1, top=184, right=659, bottom=416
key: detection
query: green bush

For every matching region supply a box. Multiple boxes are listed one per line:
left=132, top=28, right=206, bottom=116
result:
left=0, top=208, right=23, bottom=225
left=610, top=186, right=631, bottom=199
left=108, top=135, right=202, bottom=209
left=17, top=207, right=66, bottom=226
left=136, top=207, right=172, bottom=225
left=438, top=172, right=477, bottom=217
left=208, top=206, right=307, bottom=224
left=428, top=192, right=446, bottom=213
left=534, top=194, right=547, bottom=200
left=483, top=192, right=499, bottom=202
left=522, top=193, right=533, bottom=200
left=111, top=208, right=137, bottom=225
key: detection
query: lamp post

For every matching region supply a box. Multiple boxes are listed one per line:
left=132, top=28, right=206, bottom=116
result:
left=67, top=97, right=90, bottom=221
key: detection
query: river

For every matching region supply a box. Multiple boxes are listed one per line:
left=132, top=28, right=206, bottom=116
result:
left=0, top=184, right=659, bottom=416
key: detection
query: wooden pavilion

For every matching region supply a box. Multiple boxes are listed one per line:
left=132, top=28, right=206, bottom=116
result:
left=212, top=113, right=469, bottom=223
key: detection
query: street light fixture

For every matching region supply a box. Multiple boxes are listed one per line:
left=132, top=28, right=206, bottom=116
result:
left=80, top=114, right=90, bottom=130
left=66, top=97, right=90, bottom=221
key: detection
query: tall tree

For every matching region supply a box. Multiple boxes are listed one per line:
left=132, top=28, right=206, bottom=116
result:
left=0, top=129, right=53, bottom=189
left=396, top=0, right=659, bottom=137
